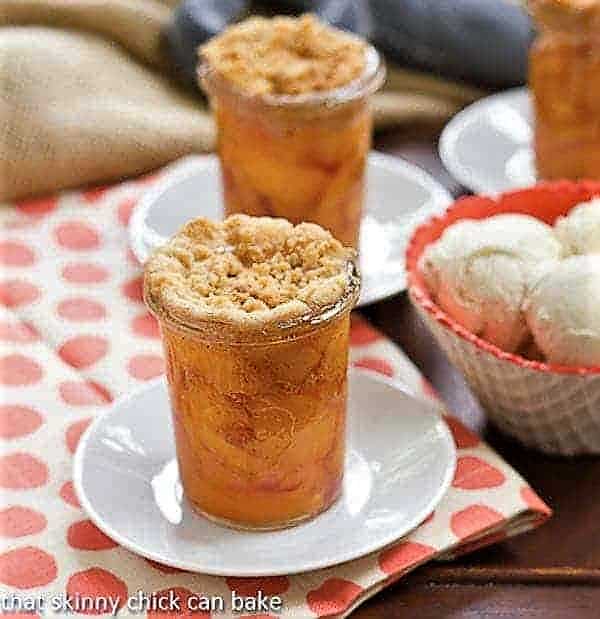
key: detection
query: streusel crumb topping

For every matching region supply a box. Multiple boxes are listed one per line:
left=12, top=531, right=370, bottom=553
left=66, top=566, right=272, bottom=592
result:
left=144, top=215, right=356, bottom=328
left=199, top=14, right=367, bottom=96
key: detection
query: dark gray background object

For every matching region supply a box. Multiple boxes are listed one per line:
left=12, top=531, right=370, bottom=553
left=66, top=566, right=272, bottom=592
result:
left=164, top=0, right=534, bottom=90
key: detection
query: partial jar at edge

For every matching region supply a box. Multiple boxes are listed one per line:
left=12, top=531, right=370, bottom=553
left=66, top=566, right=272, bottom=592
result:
left=199, top=47, right=385, bottom=248
left=146, top=261, right=360, bottom=531
left=530, top=1, right=600, bottom=179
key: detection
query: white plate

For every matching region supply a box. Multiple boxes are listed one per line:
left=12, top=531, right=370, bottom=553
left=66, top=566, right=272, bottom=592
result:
left=129, top=153, right=452, bottom=306
left=440, top=87, right=536, bottom=194
left=74, top=370, right=455, bottom=576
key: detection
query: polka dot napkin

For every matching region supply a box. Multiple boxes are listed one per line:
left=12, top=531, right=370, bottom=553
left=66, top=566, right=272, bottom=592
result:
left=0, top=173, right=551, bottom=618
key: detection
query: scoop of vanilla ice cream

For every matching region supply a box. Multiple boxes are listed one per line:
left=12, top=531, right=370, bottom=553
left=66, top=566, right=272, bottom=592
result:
left=525, top=255, right=600, bottom=367
left=555, top=198, right=600, bottom=255
left=420, top=214, right=564, bottom=353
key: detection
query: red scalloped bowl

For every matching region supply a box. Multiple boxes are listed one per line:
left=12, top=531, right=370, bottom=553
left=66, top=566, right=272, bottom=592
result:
left=406, top=181, right=600, bottom=377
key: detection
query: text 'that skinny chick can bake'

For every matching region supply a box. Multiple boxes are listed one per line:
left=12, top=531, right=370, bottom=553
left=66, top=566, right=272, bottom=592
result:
left=144, top=214, right=360, bottom=530
left=198, top=14, right=386, bottom=248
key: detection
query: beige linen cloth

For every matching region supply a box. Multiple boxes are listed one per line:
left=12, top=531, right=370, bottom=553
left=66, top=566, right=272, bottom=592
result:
left=0, top=0, right=485, bottom=202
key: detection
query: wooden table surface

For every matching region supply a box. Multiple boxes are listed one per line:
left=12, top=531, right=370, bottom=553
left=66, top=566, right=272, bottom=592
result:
left=352, top=129, right=600, bottom=618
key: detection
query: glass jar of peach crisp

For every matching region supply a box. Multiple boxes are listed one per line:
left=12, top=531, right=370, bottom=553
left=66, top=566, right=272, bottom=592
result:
left=198, top=15, right=385, bottom=248
left=144, top=214, right=360, bottom=530
left=530, top=0, right=600, bottom=179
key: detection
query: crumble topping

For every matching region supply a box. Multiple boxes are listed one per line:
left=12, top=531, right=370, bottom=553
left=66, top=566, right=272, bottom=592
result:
left=199, top=14, right=367, bottom=96
left=144, top=215, right=357, bottom=329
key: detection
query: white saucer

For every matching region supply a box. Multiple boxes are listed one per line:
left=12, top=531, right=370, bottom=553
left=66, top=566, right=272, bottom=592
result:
left=440, top=87, right=536, bottom=194
left=129, top=153, right=451, bottom=306
left=74, top=370, right=455, bottom=576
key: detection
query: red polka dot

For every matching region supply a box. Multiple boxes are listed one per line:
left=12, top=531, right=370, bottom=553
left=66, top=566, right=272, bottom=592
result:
left=147, top=587, right=209, bottom=619
left=451, top=504, right=504, bottom=540
left=145, top=559, right=185, bottom=574
left=117, top=197, right=137, bottom=226
left=240, top=616, right=276, bottom=619
left=62, top=262, right=109, bottom=284
left=57, top=298, right=106, bottom=322
left=225, top=576, right=290, bottom=597
left=0, top=453, right=48, bottom=489
left=59, top=380, right=113, bottom=406
left=55, top=221, right=100, bottom=251
left=378, top=541, right=436, bottom=575
left=0, top=547, right=57, bottom=588
left=0, top=241, right=35, bottom=267
left=0, top=279, right=40, bottom=308
left=66, top=568, right=127, bottom=614
left=0, top=320, right=39, bottom=343
left=60, top=481, right=81, bottom=508
left=0, top=506, right=47, bottom=537
left=68, top=520, right=118, bottom=550
left=16, top=197, right=57, bottom=218
left=350, top=315, right=381, bottom=346
left=443, top=415, right=480, bottom=449
left=59, top=335, right=108, bottom=369
left=0, top=354, right=43, bottom=387
left=521, top=486, right=552, bottom=516
left=127, top=354, right=164, bottom=380
left=66, top=418, right=92, bottom=454
left=131, top=312, right=159, bottom=338
left=452, top=456, right=506, bottom=490
left=82, top=186, right=109, bottom=203
left=352, top=357, right=394, bottom=378
left=0, top=405, right=43, bottom=439
left=307, top=578, right=363, bottom=617
left=122, top=276, right=143, bottom=303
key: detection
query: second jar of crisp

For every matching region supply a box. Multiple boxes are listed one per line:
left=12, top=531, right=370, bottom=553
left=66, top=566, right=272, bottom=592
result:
left=198, top=15, right=385, bottom=248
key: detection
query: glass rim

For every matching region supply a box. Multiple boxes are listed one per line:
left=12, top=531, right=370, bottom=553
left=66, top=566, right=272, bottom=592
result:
left=144, top=258, right=361, bottom=345
left=198, top=45, right=385, bottom=111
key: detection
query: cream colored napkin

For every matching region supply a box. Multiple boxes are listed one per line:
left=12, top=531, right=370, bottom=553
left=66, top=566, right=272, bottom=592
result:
left=0, top=0, right=485, bottom=202
left=0, top=167, right=550, bottom=618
